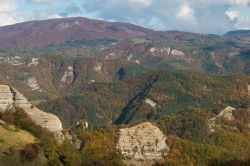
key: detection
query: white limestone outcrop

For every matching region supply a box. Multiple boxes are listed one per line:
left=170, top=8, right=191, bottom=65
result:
left=218, top=106, right=235, bottom=121
left=150, top=47, right=171, bottom=55
left=0, top=85, right=13, bottom=111
left=127, top=54, right=134, bottom=61
left=61, top=66, right=74, bottom=83
left=145, top=99, right=157, bottom=108
left=208, top=106, right=236, bottom=133
left=150, top=47, right=157, bottom=53
left=171, top=49, right=185, bottom=56
left=134, top=59, right=140, bottom=64
left=28, top=58, right=39, bottom=67
left=93, top=62, right=102, bottom=73
left=0, top=56, right=24, bottom=66
left=116, top=122, right=169, bottom=166
left=0, top=85, right=64, bottom=142
left=26, top=77, right=41, bottom=91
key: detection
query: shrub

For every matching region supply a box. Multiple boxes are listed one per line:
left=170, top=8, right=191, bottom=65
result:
left=20, top=143, right=39, bottom=162
left=1, top=108, right=15, bottom=124
left=57, top=142, right=81, bottom=166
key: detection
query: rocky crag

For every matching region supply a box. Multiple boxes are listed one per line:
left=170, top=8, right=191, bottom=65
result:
left=0, top=85, right=64, bottom=142
left=208, top=106, right=250, bottom=133
left=116, top=122, right=169, bottom=166
left=208, top=106, right=236, bottom=133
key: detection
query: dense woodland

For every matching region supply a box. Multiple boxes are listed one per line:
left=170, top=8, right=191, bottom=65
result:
left=0, top=106, right=249, bottom=165
left=1, top=62, right=250, bottom=165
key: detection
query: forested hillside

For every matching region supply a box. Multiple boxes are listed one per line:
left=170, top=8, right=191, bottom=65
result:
left=0, top=17, right=250, bottom=166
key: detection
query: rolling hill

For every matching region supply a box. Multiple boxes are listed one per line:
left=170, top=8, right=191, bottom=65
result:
left=0, top=17, right=153, bottom=50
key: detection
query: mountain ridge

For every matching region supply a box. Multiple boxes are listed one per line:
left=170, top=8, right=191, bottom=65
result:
left=0, top=17, right=154, bottom=50
left=1, top=16, right=249, bottom=50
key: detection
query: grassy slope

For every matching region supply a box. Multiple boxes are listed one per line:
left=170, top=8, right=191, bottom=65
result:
left=0, top=121, right=43, bottom=165
left=0, top=123, right=35, bottom=151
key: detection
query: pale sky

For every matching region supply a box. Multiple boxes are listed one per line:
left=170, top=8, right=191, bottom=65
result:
left=1, top=0, right=250, bottom=34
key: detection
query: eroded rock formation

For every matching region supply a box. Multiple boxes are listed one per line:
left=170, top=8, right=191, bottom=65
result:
left=116, top=122, right=169, bottom=166
left=0, top=85, right=13, bottom=111
left=0, top=85, right=64, bottom=142
left=248, top=85, right=250, bottom=96
left=171, top=49, right=185, bottom=56
left=218, top=106, right=235, bottom=121
left=61, top=66, right=74, bottom=85
left=145, top=99, right=157, bottom=108
left=26, top=77, right=41, bottom=91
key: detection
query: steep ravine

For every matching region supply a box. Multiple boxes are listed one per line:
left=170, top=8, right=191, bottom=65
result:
left=115, top=72, right=162, bottom=125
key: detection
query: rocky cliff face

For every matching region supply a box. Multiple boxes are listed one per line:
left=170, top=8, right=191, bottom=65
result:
left=208, top=106, right=236, bottom=133
left=208, top=106, right=250, bottom=133
left=0, top=85, right=64, bottom=142
left=116, top=122, right=169, bottom=166
left=0, top=85, right=13, bottom=111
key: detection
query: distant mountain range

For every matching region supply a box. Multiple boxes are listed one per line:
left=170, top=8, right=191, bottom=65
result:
left=0, top=17, right=250, bottom=75
left=1, top=17, right=250, bottom=50
left=225, top=30, right=250, bottom=39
